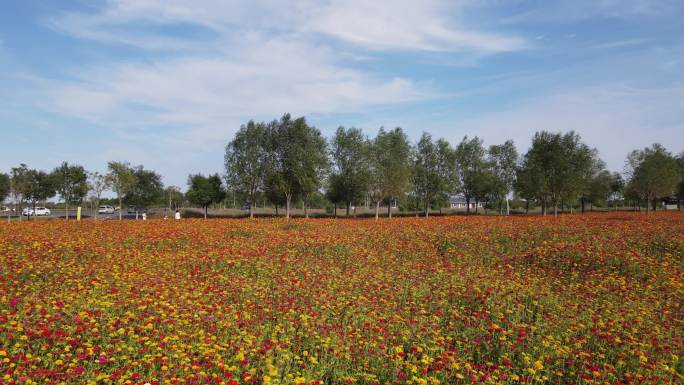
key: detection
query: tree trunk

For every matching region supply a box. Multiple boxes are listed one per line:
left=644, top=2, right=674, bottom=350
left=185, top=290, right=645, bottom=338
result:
left=333, top=202, right=337, bottom=218
left=346, top=201, right=350, bottom=217
left=375, top=200, right=380, bottom=220
left=304, top=198, right=309, bottom=219
left=249, top=201, right=254, bottom=218
left=475, top=200, right=479, bottom=214
left=581, top=197, right=585, bottom=213
left=553, top=202, right=558, bottom=217
left=424, top=201, right=429, bottom=217
left=506, top=199, right=510, bottom=216
left=65, top=202, right=69, bottom=220
left=285, top=194, right=291, bottom=219
left=118, top=195, right=123, bottom=221
left=466, top=197, right=471, bottom=215
left=525, top=199, right=529, bottom=214
left=275, top=204, right=279, bottom=217
left=388, top=199, right=393, bottom=218
left=204, top=206, right=208, bottom=219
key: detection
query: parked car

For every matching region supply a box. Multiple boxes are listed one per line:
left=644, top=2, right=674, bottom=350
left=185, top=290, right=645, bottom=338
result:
left=98, top=205, right=115, bottom=214
left=22, top=207, right=51, bottom=216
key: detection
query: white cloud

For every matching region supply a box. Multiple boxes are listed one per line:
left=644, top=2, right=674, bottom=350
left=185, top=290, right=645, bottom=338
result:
left=44, top=36, right=427, bottom=129
left=435, top=84, right=684, bottom=172
left=49, top=0, right=526, bottom=53
left=306, top=0, right=526, bottom=52
left=498, top=0, right=683, bottom=25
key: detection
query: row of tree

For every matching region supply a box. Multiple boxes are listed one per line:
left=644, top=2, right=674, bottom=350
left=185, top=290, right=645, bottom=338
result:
left=2, top=113, right=683, bottom=220
left=225, top=114, right=684, bottom=218
left=0, top=162, right=164, bottom=220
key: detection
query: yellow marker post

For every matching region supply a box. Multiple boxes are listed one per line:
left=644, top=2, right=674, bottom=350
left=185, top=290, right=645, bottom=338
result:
left=76, top=206, right=82, bottom=221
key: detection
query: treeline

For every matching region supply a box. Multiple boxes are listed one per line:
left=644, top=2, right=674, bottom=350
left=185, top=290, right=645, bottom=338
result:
left=2, top=113, right=683, bottom=220
left=225, top=114, right=684, bottom=218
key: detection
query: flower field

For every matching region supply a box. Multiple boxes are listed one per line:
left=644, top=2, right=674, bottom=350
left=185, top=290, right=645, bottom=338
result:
left=1, top=213, right=683, bottom=385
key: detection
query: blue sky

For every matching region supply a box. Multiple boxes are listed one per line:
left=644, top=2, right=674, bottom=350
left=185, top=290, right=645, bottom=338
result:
left=1, top=0, right=683, bottom=188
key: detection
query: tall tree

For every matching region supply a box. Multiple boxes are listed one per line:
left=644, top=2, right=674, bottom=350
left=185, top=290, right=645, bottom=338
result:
left=325, top=174, right=346, bottom=218
left=519, top=131, right=597, bottom=216
left=10, top=164, right=32, bottom=221
left=51, top=162, right=89, bottom=220
left=264, top=173, right=287, bottom=216
left=163, top=186, right=184, bottom=213
left=488, top=140, right=518, bottom=215
left=124, top=166, right=164, bottom=218
left=609, top=172, right=625, bottom=210
left=625, top=143, right=679, bottom=212
left=0, top=173, right=10, bottom=222
left=88, top=171, right=110, bottom=219
left=225, top=121, right=269, bottom=218
left=588, top=169, right=614, bottom=211
left=330, top=127, right=370, bottom=217
left=455, top=136, right=488, bottom=214
left=268, top=114, right=328, bottom=218
left=0, top=173, right=9, bottom=206
left=368, top=127, right=412, bottom=219
left=107, top=161, right=136, bottom=220
left=514, top=162, right=540, bottom=214
left=186, top=173, right=225, bottom=219
left=412, top=133, right=455, bottom=217
left=26, top=170, right=56, bottom=219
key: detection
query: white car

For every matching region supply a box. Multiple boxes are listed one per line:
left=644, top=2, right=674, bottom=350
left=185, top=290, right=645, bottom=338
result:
left=22, top=207, right=51, bottom=216
left=98, top=205, right=115, bottom=214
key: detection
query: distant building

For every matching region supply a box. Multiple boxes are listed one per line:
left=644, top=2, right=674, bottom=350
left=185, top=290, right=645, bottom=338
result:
left=449, top=195, right=482, bottom=210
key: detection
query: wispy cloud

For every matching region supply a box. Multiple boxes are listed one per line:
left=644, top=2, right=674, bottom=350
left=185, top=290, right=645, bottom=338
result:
left=42, top=36, right=428, bottom=129
left=435, top=83, right=684, bottom=171
left=48, top=0, right=527, bottom=53
left=37, top=0, right=523, bottom=165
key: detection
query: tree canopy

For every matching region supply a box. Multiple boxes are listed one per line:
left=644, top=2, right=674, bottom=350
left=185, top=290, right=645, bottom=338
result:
left=52, top=161, right=89, bottom=219
left=186, top=173, right=225, bottom=219
left=626, top=143, right=679, bottom=212
left=225, top=121, right=269, bottom=218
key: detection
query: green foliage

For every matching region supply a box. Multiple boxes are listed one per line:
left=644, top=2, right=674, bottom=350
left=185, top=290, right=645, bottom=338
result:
left=10, top=164, right=32, bottom=206
left=267, top=114, right=328, bottom=217
left=186, top=174, right=225, bottom=218
left=26, top=169, right=56, bottom=206
left=455, top=136, right=488, bottom=213
left=588, top=170, right=614, bottom=207
left=123, top=166, right=163, bottom=211
left=330, top=126, right=370, bottom=212
left=517, top=131, right=598, bottom=215
left=368, top=127, right=412, bottom=212
left=162, top=186, right=185, bottom=210
left=626, top=143, right=679, bottom=211
left=225, top=120, right=269, bottom=216
left=0, top=173, right=9, bottom=203
left=488, top=140, right=518, bottom=209
left=412, top=133, right=455, bottom=216
left=51, top=161, right=89, bottom=207
left=107, top=161, right=136, bottom=219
